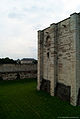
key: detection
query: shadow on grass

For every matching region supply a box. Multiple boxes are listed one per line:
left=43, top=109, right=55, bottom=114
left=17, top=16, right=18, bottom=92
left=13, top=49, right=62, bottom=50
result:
left=0, top=78, right=37, bottom=86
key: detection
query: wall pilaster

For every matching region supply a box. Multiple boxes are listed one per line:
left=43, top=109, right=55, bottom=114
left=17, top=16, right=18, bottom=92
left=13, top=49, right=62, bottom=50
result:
left=37, top=30, right=44, bottom=90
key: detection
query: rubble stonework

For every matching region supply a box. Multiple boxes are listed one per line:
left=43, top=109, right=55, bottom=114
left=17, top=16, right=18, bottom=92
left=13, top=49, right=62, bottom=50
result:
left=37, top=13, right=80, bottom=106
left=0, top=64, right=37, bottom=80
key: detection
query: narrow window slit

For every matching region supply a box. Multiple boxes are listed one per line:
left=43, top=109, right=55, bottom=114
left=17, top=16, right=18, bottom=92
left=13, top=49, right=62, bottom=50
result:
left=47, top=52, right=49, bottom=58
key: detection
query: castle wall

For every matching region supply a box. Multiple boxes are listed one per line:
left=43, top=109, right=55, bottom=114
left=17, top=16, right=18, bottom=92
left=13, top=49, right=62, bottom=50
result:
left=37, top=13, right=80, bottom=106
left=37, top=24, right=58, bottom=95
left=56, top=14, right=79, bottom=105
left=74, top=14, right=80, bottom=105
left=57, top=18, right=71, bottom=86
left=0, top=64, right=37, bottom=80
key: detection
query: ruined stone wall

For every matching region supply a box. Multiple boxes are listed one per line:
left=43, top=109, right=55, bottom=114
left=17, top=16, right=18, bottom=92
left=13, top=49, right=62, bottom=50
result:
left=74, top=14, right=80, bottom=105
left=0, top=64, right=37, bottom=80
left=37, top=13, right=80, bottom=106
left=42, top=24, right=58, bottom=96
left=57, top=18, right=71, bottom=86
left=57, top=15, right=77, bottom=105
left=37, top=24, right=57, bottom=96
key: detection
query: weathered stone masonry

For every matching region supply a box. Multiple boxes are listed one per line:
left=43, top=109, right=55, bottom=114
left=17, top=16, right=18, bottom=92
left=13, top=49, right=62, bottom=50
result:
left=37, top=13, right=80, bottom=106
left=0, top=64, right=37, bottom=80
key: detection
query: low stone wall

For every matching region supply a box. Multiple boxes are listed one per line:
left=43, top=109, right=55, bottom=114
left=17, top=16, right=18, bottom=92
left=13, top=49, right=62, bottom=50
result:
left=0, top=64, right=37, bottom=80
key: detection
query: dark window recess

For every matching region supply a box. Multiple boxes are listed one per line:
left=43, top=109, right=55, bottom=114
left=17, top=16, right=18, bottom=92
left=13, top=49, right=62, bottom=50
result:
left=16, top=73, right=20, bottom=80
left=47, top=52, right=49, bottom=58
left=55, top=83, right=70, bottom=103
left=40, top=78, right=50, bottom=93
left=77, top=88, right=80, bottom=105
left=0, top=76, right=3, bottom=81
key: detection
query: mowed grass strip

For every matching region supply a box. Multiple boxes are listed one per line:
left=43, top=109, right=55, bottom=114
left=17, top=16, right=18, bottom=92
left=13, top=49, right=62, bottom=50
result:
left=0, top=79, right=80, bottom=119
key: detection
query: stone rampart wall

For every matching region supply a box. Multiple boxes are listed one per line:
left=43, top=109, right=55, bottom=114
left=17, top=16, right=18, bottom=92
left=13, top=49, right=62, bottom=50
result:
left=0, top=64, right=37, bottom=80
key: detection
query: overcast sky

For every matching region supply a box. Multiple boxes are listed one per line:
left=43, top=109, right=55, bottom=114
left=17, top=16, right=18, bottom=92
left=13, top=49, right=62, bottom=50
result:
left=0, top=0, right=80, bottom=60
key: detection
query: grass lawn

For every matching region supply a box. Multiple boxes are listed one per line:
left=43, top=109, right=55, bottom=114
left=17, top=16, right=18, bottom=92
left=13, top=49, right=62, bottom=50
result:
left=0, top=79, right=80, bottom=119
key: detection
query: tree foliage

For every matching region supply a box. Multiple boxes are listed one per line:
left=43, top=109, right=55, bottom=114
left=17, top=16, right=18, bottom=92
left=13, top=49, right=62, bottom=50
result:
left=0, top=57, right=17, bottom=64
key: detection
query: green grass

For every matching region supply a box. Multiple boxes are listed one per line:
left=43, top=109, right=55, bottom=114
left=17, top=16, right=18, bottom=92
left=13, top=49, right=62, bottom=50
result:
left=0, top=79, right=80, bottom=119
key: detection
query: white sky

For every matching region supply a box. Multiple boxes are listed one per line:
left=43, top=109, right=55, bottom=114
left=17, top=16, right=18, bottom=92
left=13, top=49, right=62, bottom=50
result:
left=0, top=0, right=80, bottom=59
